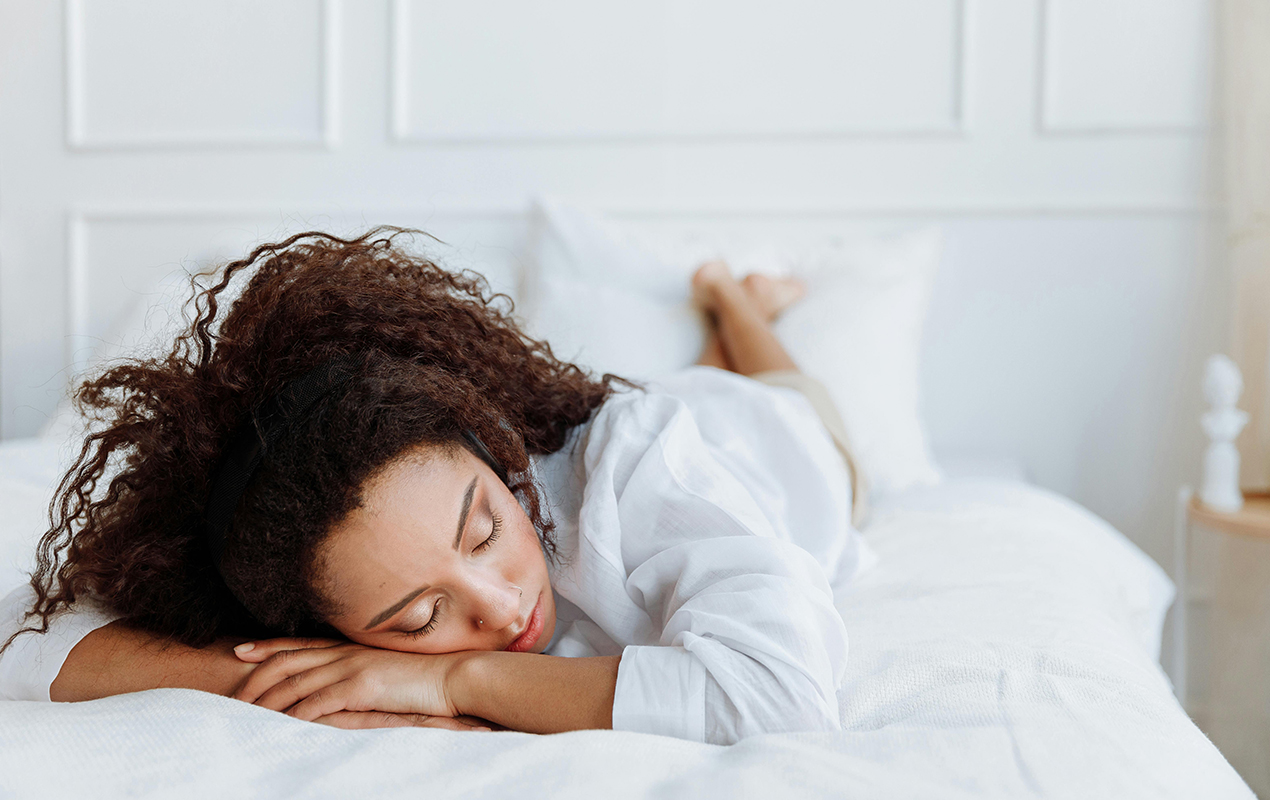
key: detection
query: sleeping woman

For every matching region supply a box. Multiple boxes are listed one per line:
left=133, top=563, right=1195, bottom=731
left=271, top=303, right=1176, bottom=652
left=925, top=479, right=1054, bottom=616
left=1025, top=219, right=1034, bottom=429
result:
left=0, top=229, right=872, bottom=745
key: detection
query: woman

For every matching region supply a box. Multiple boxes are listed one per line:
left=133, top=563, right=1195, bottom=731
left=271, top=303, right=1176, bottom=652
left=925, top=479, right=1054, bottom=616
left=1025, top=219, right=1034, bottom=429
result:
left=0, top=229, right=870, bottom=745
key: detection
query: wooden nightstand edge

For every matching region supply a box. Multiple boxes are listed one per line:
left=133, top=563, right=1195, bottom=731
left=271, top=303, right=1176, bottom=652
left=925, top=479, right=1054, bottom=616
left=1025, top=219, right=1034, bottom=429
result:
left=1187, top=493, right=1270, bottom=540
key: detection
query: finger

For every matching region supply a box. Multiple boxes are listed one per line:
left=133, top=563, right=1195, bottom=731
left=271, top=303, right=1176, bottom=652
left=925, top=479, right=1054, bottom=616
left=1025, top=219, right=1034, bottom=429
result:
left=252, top=663, right=352, bottom=713
left=313, top=711, right=417, bottom=730
left=232, top=647, right=347, bottom=704
left=455, top=715, right=507, bottom=731
left=314, top=711, right=490, bottom=731
left=284, top=678, right=365, bottom=722
left=402, top=714, right=492, bottom=732
left=234, top=637, right=344, bottom=662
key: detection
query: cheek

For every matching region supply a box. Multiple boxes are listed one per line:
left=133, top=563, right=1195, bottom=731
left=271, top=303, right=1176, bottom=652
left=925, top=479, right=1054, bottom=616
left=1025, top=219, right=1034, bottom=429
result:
left=511, top=513, right=548, bottom=572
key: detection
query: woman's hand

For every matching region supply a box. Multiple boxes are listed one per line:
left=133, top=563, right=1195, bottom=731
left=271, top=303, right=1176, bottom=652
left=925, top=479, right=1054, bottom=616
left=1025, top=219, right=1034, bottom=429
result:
left=231, top=637, right=469, bottom=723
left=312, top=711, right=495, bottom=732
left=234, top=637, right=619, bottom=736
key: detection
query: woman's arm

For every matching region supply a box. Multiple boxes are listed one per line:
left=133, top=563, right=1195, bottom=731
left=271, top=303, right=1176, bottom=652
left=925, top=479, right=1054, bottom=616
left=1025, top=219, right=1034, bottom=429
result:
left=2, top=585, right=255, bottom=702
left=50, top=620, right=255, bottom=701
left=53, top=625, right=494, bottom=731
left=232, top=638, right=619, bottom=734
left=447, top=651, right=619, bottom=734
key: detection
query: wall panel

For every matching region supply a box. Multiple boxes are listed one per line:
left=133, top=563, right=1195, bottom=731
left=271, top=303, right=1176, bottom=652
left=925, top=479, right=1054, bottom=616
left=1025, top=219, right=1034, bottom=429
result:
left=1040, top=0, right=1209, bottom=132
left=65, top=210, right=524, bottom=369
left=392, top=0, right=966, bottom=142
left=66, top=0, right=338, bottom=148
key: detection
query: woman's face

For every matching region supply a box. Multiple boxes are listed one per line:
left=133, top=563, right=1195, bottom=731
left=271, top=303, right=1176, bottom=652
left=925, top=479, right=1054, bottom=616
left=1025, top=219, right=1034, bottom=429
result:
left=316, top=444, right=556, bottom=655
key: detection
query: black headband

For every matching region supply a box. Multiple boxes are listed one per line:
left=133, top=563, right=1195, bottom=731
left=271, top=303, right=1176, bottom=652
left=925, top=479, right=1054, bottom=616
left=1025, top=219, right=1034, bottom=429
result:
left=202, top=353, right=508, bottom=611
left=203, top=353, right=360, bottom=581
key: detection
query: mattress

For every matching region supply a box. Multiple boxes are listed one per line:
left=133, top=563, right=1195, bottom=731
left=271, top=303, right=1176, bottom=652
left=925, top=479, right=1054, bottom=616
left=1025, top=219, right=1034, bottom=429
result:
left=0, top=438, right=1253, bottom=799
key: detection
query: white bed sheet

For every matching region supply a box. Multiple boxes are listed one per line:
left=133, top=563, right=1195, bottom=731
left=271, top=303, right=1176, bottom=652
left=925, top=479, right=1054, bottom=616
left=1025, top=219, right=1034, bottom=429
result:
left=0, top=439, right=1253, bottom=799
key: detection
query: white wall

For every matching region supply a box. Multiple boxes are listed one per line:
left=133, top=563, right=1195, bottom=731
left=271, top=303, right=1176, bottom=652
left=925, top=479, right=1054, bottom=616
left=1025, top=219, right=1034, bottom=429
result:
left=0, top=0, right=1218, bottom=662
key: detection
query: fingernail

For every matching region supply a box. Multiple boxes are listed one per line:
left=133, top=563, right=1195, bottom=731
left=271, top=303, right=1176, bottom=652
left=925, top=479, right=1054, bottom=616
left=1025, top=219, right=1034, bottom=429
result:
left=234, top=642, right=255, bottom=655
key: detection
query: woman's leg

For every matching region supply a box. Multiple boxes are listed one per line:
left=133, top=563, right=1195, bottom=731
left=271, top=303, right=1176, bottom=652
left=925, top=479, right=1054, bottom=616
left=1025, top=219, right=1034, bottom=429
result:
left=693, top=263, right=870, bottom=525
left=693, top=262, right=804, bottom=377
left=695, top=328, right=733, bottom=370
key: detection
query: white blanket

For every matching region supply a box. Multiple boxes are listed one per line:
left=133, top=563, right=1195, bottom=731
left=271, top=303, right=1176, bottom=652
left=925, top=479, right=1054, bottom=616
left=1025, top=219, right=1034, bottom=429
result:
left=0, top=444, right=1252, bottom=798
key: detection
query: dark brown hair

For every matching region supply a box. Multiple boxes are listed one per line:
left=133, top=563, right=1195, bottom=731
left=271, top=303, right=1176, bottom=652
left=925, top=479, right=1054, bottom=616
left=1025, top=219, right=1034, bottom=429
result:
left=8, top=228, right=626, bottom=648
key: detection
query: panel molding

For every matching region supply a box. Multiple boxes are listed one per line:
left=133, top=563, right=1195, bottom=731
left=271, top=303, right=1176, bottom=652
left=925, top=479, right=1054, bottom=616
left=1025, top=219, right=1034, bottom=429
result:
left=64, top=0, right=342, bottom=150
left=62, top=205, right=528, bottom=365
left=1035, top=0, right=1206, bottom=136
left=67, top=201, right=1206, bottom=225
left=62, top=197, right=1204, bottom=363
left=65, top=212, right=88, bottom=352
left=388, top=0, right=971, bottom=144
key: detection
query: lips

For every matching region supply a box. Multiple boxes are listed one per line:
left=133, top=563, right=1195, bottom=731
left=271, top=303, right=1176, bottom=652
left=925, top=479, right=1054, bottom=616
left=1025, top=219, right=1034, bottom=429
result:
left=504, top=594, right=544, bottom=653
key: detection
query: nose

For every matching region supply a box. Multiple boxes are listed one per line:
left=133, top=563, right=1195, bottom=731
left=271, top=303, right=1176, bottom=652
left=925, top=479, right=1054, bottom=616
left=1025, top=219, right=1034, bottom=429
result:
left=471, top=579, right=522, bottom=632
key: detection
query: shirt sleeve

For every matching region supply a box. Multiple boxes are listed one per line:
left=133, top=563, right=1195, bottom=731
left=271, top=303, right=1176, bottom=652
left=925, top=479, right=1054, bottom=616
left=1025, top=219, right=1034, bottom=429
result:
left=580, top=389, right=849, bottom=745
left=0, top=584, right=120, bottom=701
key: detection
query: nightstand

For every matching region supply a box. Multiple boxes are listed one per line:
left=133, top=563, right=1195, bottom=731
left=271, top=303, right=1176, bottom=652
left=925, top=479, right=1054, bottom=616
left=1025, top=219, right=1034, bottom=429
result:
left=1171, top=488, right=1270, bottom=709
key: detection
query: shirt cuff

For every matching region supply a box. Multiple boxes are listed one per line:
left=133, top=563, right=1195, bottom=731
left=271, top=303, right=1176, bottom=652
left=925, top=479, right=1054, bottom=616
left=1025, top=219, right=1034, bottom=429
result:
left=0, top=585, right=120, bottom=701
left=612, top=644, right=707, bottom=742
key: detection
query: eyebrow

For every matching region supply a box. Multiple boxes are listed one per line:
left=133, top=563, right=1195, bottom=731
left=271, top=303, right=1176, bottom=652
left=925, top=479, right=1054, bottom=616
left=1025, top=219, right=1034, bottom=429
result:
left=364, top=586, right=428, bottom=631
left=454, top=475, right=478, bottom=550
left=363, top=474, right=479, bottom=632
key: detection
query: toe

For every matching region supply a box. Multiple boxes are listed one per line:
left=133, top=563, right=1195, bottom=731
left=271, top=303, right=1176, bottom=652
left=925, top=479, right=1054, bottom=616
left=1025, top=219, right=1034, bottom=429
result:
left=740, top=273, right=806, bottom=321
left=692, top=260, right=733, bottom=310
left=773, top=276, right=807, bottom=307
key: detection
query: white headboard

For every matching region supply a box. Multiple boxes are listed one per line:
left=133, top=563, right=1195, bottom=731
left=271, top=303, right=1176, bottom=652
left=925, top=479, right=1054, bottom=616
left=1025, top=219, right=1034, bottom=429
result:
left=0, top=1, right=1215, bottom=579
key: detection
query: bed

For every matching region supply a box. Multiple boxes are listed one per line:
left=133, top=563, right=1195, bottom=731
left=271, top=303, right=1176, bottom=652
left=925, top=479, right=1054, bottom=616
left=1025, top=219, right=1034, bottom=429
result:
left=0, top=435, right=1251, bottom=798
left=0, top=205, right=1255, bottom=798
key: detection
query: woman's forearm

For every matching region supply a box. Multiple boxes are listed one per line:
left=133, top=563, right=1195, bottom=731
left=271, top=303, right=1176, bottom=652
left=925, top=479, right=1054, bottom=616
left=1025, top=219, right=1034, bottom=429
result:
left=51, top=620, right=254, bottom=701
left=448, top=652, right=619, bottom=734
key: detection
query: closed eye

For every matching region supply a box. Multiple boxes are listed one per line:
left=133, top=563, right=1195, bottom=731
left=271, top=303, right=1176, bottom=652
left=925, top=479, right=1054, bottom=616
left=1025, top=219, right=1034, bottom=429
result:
left=474, top=512, right=503, bottom=553
left=403, top=599, right=441, bottom=638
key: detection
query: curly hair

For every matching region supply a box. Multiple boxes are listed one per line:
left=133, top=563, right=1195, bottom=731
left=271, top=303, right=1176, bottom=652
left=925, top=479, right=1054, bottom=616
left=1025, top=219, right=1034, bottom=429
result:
left=6, top=228, right=628, bottom=649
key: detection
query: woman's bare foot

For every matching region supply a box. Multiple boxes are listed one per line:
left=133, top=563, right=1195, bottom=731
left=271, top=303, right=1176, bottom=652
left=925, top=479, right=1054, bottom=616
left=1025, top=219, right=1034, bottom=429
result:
left=692, top=260, right=805, bottom=323
left=690, top=260, right=800, bottom=375
left=691, top=260, right=737, bottom=315
left=740, top=273, right=806, bottom=322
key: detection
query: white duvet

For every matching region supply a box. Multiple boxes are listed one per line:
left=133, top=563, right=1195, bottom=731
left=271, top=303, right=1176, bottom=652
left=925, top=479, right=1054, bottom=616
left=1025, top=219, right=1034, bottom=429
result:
left=0, top=439, right=1253, bottom=799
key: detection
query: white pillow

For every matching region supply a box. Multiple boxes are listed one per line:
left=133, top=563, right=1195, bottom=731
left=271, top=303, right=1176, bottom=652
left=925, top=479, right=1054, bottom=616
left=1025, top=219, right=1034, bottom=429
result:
left=520, top=198, right=942, bottom=497
left=0, top=439, right=68, bottom=597
left=41, top=270, right=205, bottom=443
left=42, top=234, right=506, bottom=443
left=0, top=479, right=50, bottom=597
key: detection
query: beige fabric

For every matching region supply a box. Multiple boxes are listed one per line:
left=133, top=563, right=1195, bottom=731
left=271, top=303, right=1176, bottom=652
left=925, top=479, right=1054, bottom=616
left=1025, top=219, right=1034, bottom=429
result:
left=752, top=369, right=870, bottom=528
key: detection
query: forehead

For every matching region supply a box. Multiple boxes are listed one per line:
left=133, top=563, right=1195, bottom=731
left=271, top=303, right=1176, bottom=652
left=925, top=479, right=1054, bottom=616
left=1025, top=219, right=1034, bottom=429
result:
left=358, top=445, right=466, bottom=520
left=318, top=445, right=476, bottom=591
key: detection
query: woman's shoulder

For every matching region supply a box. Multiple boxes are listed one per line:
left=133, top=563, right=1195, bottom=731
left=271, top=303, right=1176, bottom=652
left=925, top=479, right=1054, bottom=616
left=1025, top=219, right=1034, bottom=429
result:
left=575, top=367, right=819, bottom=461
left=648, top=365, right=774, bottom=400
left=531, top=371, right=710, bottom=494
left=594, top=367, right=776, bottom=423
left=532, top=366, right=813, bottom=494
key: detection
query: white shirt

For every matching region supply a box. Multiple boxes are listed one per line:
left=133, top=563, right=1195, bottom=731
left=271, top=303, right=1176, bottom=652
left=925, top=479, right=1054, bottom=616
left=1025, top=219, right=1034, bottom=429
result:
left=0, top=367, right=871, bottom=745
